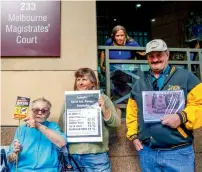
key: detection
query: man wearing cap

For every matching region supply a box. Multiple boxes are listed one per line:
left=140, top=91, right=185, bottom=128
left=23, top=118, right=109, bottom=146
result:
left=126, top=39, right=202, bottom=172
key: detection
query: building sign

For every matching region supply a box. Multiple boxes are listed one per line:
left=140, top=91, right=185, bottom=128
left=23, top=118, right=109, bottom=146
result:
left=1, top=1, right=61, bottom=56
left=65, top=90, right=103, bottom=143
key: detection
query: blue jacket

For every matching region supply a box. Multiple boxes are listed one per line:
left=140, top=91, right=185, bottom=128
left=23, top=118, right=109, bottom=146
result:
left=105, top=38, right=139, bottom=59
left=8, top=121, right=67, bottom=172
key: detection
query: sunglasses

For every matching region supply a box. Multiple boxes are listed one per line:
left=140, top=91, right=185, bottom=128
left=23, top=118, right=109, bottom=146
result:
left=32, top=108, right=49, bottom=114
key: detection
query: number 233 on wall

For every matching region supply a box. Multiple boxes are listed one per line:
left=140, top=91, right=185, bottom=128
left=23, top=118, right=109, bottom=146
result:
left=1, top=1, right=61, bottom=56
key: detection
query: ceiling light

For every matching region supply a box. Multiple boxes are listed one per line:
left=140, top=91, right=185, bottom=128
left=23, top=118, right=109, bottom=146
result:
left=113, top=18, right=116, bottom=21
left=136, top=4, right=141, bottom=8
left=151, top=18, right=156, bottom=22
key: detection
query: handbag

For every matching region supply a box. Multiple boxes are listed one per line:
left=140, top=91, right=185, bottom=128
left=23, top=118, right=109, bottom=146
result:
left=58, top=146, right=84, bottom=172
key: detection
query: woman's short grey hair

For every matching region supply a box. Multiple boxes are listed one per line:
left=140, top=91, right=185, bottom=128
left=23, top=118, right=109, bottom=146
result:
left=32, top=97, right=52, bottom=109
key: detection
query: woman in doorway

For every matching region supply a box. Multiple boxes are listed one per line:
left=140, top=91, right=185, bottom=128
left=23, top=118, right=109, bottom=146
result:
left=100, top=25, right=140, bottom=73
left=100, top=25, right=144, bottom=103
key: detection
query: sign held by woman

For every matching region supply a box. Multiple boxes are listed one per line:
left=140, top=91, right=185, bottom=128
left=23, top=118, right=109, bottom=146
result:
left=65, top=90, right=103, bottom=143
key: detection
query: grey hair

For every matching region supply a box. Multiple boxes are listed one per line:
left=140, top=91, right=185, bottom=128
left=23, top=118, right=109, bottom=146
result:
left=32, top=97, right=52, bottom=109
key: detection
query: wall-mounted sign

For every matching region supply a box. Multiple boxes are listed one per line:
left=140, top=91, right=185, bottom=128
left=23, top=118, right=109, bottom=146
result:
left=1, top=1, right=61, bottom=56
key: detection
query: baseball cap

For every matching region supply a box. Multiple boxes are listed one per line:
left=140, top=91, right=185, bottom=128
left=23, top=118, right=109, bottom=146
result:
left=146, top=39, right=168, bottom=54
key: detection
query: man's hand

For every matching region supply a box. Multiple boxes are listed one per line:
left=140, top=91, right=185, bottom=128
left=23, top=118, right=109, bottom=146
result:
left=133, top=139, right=143, bottom=151
left=161, top=114, right=181, bottom=128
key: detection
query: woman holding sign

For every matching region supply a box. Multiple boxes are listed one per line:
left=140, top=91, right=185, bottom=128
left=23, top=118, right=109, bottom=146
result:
left=8, top=97, right=67, bottom=172
left=60, top=68, right=121, bottom=172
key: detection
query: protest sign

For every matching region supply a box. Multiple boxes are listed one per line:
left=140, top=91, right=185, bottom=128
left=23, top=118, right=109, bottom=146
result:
left=65, top=90, right=102, bottom=142
left=142, top=90, right=185, bottom=123
left=13, top=96, right=30, bottom=120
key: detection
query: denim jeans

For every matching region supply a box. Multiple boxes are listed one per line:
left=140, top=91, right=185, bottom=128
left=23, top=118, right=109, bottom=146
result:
left=71, top=152, right=111, bottom=172
left=137, top=145, right=195, bottom=172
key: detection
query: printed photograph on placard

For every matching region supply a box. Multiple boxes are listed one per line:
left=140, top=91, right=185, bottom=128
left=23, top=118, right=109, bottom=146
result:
left=13, top=96, right=30, bottom=120
left=65, top=90, right=102, bottom=143
left=142, top=90, right=185, bottom=123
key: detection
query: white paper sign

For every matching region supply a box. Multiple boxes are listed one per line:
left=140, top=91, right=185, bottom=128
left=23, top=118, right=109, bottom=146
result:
left=142, top=90, right=185, bottom=123
left=65, top=90, right=102, bottom=142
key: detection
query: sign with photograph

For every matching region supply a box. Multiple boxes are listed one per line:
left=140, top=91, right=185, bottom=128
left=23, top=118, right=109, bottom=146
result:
left=142, top=90, right=185, bottom=123
left=13, top=96, right=30, bottom=120
left=1, top=1, right=60, bottom=56
left=65, top=90, right=102, bottom=142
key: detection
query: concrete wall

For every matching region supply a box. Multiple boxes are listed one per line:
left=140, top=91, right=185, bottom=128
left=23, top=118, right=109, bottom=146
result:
left=1, top=1, right=97, bottom=125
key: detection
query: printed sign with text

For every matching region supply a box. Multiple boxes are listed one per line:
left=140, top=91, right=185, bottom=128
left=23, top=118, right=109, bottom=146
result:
left=65, top=90, right=102, bottom=143
left=13, top=96, right=30, bottom=120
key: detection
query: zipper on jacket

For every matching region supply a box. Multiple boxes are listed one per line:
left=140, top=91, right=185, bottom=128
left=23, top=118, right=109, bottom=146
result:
left=145, top=75, right=153, bottom=90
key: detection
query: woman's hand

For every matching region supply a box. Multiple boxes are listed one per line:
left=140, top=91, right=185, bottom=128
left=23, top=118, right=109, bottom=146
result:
left=8, top=140, right=21, bottom=162
left=136, top=51, right=146, bottom=56
left=98, top=96, right=111, bottom=120
left=24, top=117, right=39, bottom=128
left=98, top=96, right=106, bottom=112
left=13, top=139, right=22, bottom=153
left=100, top=51, right=105, bottom=72
left=100, top=66, right=106, bottom=73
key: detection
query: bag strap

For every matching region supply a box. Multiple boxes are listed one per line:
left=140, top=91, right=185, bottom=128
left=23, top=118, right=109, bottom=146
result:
left=70, top=155, right=82, bottom=172
left=59, top=146, right=83, bottom=172
left=65, top=145, right=82, bottom=172
left=58, top=148, right=73, bottom=171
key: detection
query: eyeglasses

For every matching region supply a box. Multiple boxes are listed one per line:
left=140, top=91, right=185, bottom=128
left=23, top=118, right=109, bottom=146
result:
left=153, top=79, right=159, bottom=91
left=32, top=108, right=49, bottom=114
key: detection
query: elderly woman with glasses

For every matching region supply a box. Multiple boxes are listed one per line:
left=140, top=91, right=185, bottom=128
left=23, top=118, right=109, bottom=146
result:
left=8, top=97, right=67, bottom=172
